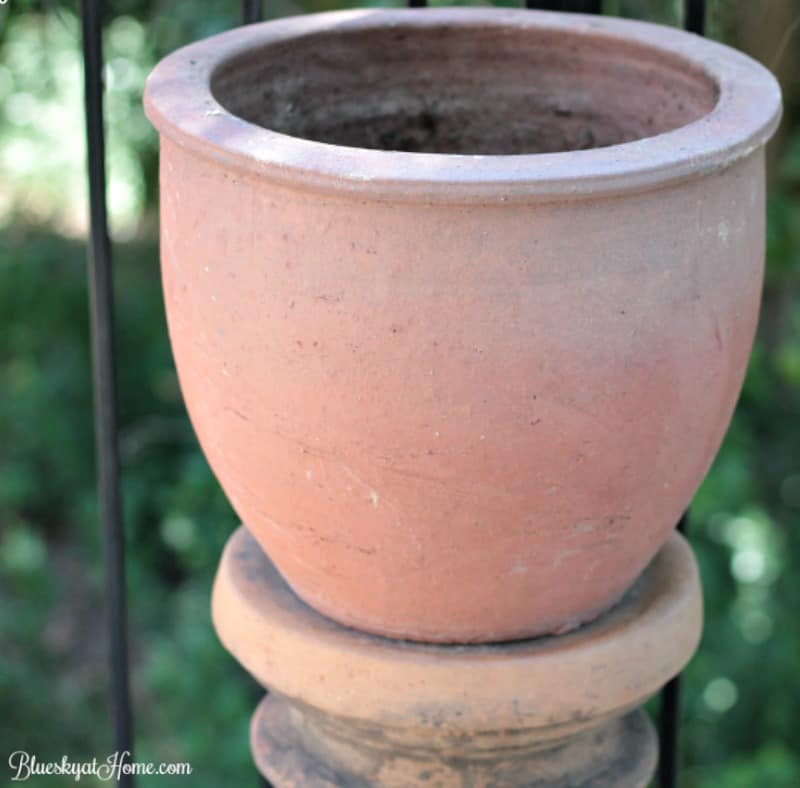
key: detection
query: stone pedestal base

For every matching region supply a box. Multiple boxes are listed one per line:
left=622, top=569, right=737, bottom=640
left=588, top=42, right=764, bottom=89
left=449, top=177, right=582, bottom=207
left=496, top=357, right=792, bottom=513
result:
left=213, top=527, right=701, bottom=787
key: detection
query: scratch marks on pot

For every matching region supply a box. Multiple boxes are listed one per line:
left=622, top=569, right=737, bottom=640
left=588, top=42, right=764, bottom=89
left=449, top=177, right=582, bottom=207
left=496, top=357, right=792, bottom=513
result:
left=341, top=462, right=369, bottom=490
left=510, top=560, right=528, bottom=576
left=259, top=511, right=295, bottom=537
left=258, top=509, right=377, bottom=557
left=547, top=396, right=613, bottom=434
left=342, top=463, right=381, bottom=508
left=713, top=311, right=724, bottom=351
left=572, top=520, right=597, bottom=535
left=224, top=405, right=250, bottom=422
left=553, top=548, right=582, bottom=568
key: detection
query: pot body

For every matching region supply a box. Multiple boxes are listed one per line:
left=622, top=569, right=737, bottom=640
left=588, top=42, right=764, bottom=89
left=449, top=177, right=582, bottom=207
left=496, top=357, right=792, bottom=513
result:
left=158, top=141, right=762, bottom=641
left=146, top=8, right=781, bottom=642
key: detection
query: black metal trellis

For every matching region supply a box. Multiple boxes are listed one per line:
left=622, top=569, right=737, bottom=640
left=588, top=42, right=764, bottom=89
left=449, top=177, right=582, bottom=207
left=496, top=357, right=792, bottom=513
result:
left=685, top=0, right=706, bottom=36
left=242, top=0, right=264, bottom=26
left=80, top=2, right=705, bottom=787
left=80, top=1, right=134, bottom=786
left=526, top=0, right=602, bottom=12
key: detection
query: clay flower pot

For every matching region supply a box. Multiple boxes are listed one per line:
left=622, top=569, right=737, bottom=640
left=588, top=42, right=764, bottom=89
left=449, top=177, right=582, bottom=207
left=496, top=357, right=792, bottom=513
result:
left=144, top=8, right=780, bottom=643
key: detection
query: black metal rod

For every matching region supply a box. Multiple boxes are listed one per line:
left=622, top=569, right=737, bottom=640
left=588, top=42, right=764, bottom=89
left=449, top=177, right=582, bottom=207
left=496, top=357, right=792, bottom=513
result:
left=525, top=0, right=603, bottom=12
left=659, top=510, right=689, bottom=788
left=80, top=1, right=134, bottom=783
left=407, top=0, right=428, bottom=7
left=660, top=673, right=682, bottom=788
left=684, top=0, right=705, bottom=34
left=241, top=0, right=263, bottom=25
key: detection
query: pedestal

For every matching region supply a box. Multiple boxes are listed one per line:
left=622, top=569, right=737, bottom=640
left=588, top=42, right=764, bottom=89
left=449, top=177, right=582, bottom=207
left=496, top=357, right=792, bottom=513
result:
left=212, top=527, right=701, bottom=787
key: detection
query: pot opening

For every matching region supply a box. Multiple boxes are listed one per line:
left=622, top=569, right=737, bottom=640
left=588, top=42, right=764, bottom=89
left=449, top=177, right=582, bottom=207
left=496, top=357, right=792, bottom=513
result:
left=211, top=23, right=719, bottom=156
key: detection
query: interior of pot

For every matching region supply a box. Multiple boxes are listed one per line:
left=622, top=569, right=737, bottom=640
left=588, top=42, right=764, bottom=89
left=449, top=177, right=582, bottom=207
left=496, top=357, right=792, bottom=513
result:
left=211, top=22, right=719, bottom=156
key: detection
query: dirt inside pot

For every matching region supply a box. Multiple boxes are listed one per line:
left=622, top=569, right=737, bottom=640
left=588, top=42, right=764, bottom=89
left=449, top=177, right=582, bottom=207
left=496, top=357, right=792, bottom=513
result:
left=211, top=22, right=719, bottom=156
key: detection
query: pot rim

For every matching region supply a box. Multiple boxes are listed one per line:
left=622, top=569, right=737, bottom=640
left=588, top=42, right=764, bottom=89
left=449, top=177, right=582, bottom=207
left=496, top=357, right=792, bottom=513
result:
left=143, top=7, right=782, bottom=204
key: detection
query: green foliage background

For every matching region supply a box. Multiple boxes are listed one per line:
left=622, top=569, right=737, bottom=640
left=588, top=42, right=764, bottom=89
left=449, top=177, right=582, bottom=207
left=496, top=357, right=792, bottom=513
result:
left=0, top=1, right=798, bottom=785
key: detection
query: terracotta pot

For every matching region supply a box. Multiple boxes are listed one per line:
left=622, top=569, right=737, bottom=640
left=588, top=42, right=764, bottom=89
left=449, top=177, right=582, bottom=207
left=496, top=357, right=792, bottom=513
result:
left=144, top=8, right=780, bottom=643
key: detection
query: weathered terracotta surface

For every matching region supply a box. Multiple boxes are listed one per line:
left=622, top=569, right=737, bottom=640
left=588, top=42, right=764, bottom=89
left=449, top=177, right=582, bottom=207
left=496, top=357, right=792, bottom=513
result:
left=213, top=526, right=702, bottom=786
left=251, top=700, right=655, bottom=788
left=145, top=8, right=780, bottom=642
